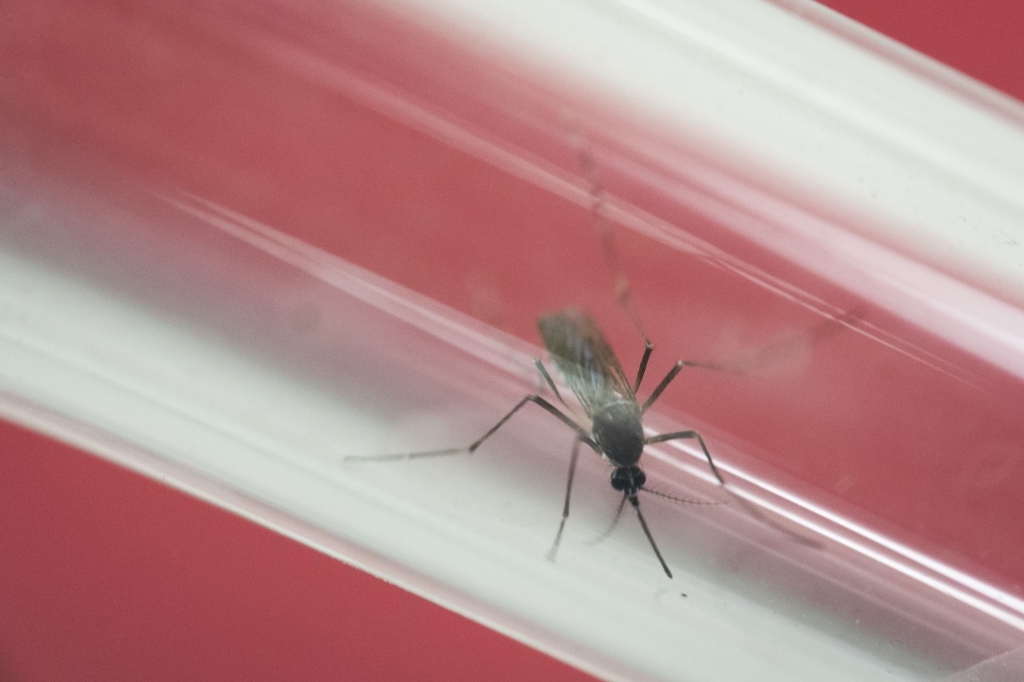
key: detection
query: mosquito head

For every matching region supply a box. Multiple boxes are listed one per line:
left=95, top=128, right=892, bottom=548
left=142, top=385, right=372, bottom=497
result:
left=592, top=400, right=644, bottom=466
left=610, top=465, right=646, bottom=494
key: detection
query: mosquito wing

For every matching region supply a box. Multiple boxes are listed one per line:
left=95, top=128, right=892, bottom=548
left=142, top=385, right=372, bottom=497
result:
left=537, top=309, right=634, bottom=416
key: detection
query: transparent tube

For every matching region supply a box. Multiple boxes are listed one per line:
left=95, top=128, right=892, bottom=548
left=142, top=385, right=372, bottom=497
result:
left=1, top=1, right=1023, bottom=680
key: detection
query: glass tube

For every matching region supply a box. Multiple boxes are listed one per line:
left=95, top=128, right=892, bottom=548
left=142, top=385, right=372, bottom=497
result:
left=1, top=1, right=1023, bottom=680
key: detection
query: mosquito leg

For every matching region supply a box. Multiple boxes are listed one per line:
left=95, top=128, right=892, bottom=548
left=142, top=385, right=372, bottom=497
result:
left=587, top=492, right=628, bottom=546
left=641, top=358, right=741, bottom=414
left=466, top=395, right=593, bottom=454
left=345, top=395, right=594, bottom=463
left=633, top=340, right=654, bottom=395
left=645, top=430, right=725, bottom=486
left=546, top=437, right=583, bottom=562
left=640, top=361, right=683, bottom=413
left=535, top=358, right=568, bottom=408
left=665, top=307, right=865, bottom=378
left=566, top=118, right=651, bottom=347
left=629, top=492, right=672, bottom=578
left=343, top=446, right=469, bottom=463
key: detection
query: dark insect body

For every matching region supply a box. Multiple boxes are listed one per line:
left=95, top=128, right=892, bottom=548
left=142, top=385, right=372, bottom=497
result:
left=534, top=308, right=725, bottom=578
left=349, top=307, right=726, bottom=579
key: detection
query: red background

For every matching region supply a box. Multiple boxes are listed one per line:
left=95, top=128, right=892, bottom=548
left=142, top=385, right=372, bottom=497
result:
left=1, top=1, right=1023, bottom=680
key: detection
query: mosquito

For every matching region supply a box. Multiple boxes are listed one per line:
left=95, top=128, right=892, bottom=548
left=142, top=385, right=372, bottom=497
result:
left=345, top=306, right=727, bottom=579
left=535, top=307, right=727, bottom=578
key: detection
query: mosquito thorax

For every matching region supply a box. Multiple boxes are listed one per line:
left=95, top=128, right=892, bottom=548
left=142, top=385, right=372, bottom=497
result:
left=592, top=400, right=644, bottom=466
left=610, top=465, right=646, bottom=492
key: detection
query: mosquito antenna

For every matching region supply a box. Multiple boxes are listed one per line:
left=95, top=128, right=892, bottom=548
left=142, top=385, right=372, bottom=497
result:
left=629, top=493, right=672, bottom=578
left=640, top=485, right=727, bottom=506
left=586, top=492, right=629, bottom=546
left=564, top=116, right=651, bottom=346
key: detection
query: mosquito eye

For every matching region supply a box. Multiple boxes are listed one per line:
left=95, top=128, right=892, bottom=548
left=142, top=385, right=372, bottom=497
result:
left=634, top=469, right=646, bottom=487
